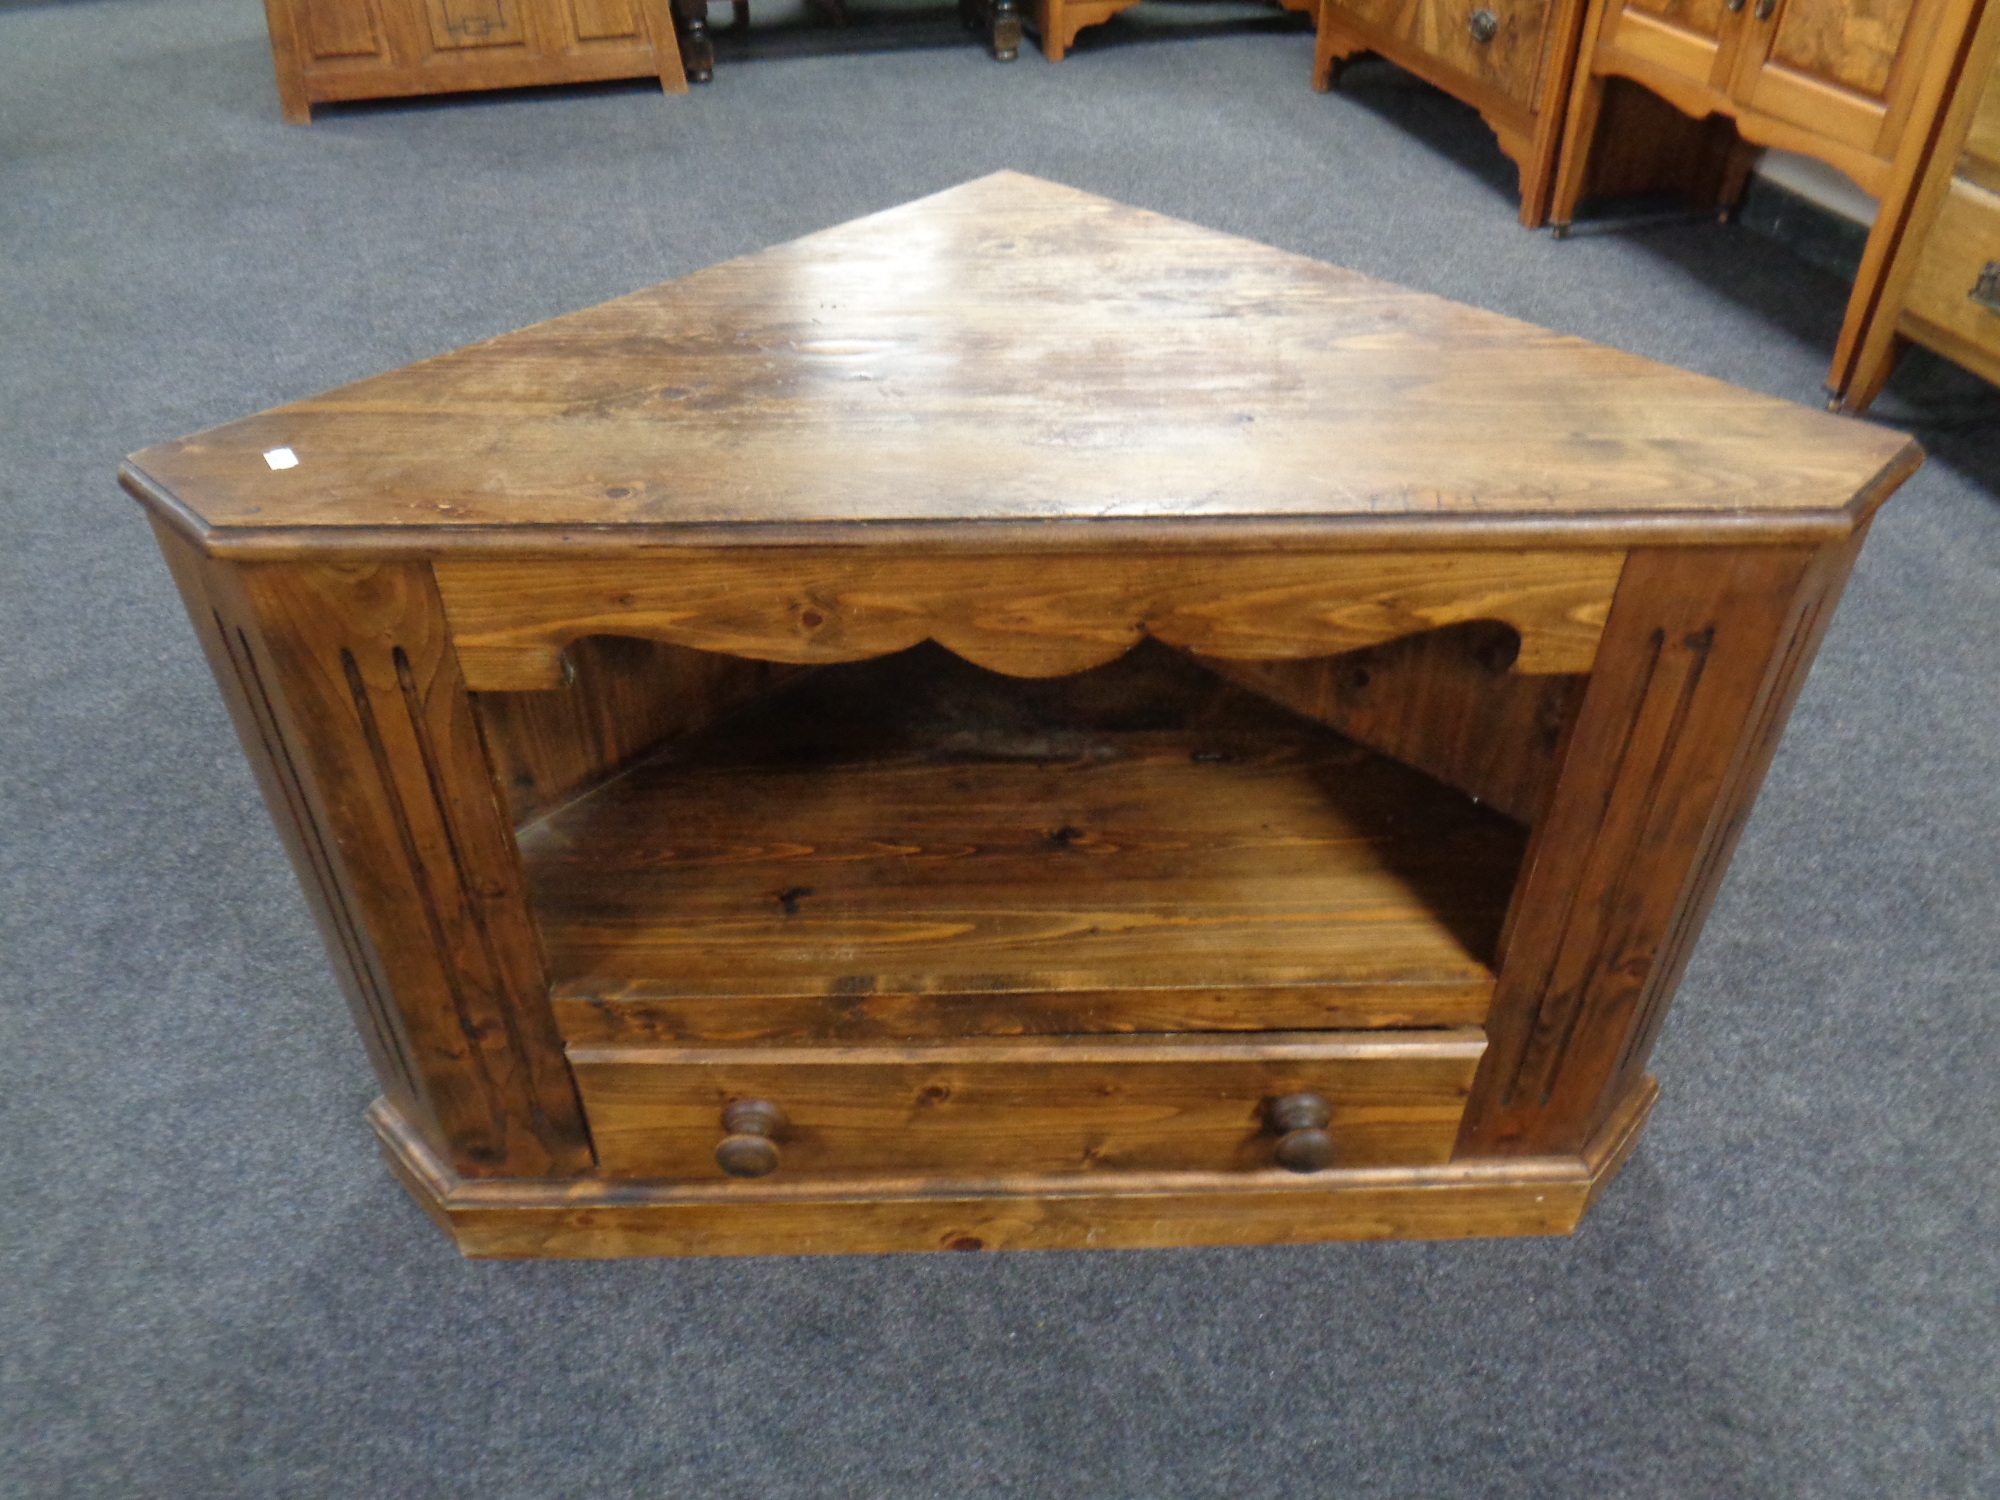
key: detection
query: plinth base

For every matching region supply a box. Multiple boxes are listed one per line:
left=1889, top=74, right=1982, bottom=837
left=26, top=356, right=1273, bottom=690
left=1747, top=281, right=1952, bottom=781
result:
left=371, top=1077, right=1656, bottom=1259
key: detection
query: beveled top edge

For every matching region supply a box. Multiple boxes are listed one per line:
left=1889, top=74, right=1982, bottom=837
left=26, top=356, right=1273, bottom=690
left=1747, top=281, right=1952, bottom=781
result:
left=124, top=170, right=1924, bottom=541
left=124, top=448, right=1919, bottom=561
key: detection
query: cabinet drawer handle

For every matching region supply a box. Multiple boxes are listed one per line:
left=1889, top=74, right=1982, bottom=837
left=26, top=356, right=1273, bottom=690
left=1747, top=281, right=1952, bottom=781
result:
left=1725, top=0, right=1745, bottom=12
left=1268, top=1092, right=1336, bottom=1173
left=1752, top=0, right=1775, bottom=17
left=715, top=1098, right=786, bottom=1177
left=1468, top=7, right=1498, bottom=42
left=1973, top=262, right=2000, bottom=314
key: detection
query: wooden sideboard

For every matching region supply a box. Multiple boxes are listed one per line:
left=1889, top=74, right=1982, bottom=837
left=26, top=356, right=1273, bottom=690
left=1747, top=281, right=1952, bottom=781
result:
left=259, top=0, right=687, bottom=121
left=1551, top=0, right=1974, bottom=216
left=121, top=173, right=1916, bottom=1259
left=1549, top=0, right=1991, bottom=395
left=1839, top=0, right=2000, bottom=407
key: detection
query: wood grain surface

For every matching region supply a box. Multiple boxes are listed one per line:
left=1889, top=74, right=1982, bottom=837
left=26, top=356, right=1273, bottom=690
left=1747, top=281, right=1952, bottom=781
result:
left=1969, top=33, right=2000, bottom=172
left=129, top=173, right=1917, bottom=1256
left=472, top=636, right=802, bottom=826
left=522, top=643, right=1527, bottom=1038
left=121, top=173, right=1914, bottom=547
left=1769, top=0, right=1920, bottom=100
left=1461, top=540, right=1866, bottom=1155
left=150, top=540, right=591, bottom=1177
left=1208, top=620, right=1587, bottom=825
left=434, top=547, right=1625, bottom=689
left=571, top=1030, right=1485, bottom=1178
left=553, top=978, right=1496, bottom=1044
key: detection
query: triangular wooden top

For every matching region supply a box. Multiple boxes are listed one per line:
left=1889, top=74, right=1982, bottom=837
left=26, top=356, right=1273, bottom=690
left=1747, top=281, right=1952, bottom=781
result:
left=125, top=172, right=1916, bottom=550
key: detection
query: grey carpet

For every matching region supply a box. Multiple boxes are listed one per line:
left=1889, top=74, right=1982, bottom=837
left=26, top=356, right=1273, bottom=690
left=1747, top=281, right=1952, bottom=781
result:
left=4, top=1, right=1998, bottom=1495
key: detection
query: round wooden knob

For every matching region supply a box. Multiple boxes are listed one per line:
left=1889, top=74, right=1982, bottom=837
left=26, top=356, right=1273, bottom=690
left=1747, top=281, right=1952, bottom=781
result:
left=1468, top=7, right=1499, bottom=41
left=715, top=1099, right=786, bottom=1178
left=1269, top=1092, right=1335, bottom=1173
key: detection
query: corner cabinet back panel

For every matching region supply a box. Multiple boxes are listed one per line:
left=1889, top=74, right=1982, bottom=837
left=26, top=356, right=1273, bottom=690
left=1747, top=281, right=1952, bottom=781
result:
left=571, top=1031, right=1488, bottom=1181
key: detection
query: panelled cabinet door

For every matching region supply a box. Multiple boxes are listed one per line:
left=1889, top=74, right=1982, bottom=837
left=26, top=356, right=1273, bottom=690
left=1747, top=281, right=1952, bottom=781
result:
left=288, top=0, right=396, bottom=67
left=1604, top=0, right=1747, bottom=95
left=422, top=0, right=532, bottom=51
left=566, top=0, right=650, bottom=42
left=1730, top=0, right=1950, bottom=159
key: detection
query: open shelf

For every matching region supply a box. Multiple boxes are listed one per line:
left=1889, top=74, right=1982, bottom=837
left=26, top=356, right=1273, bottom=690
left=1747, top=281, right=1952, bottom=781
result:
left=521, top=641, right=1529, bottom=1043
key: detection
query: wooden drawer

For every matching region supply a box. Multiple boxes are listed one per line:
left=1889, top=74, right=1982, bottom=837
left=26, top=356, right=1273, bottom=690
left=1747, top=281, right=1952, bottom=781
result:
left=571, top=1031, right=1486, bottom=1181
left=1336, top=0, right=1555, bottom=111
left=1902, top=179, right=2000, bottom=363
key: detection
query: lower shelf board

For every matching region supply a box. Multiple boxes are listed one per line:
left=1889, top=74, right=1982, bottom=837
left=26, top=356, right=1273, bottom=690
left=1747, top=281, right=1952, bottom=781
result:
left=370, top=1076, right=1657, bottom=1258
left=522, top=642, right=1526, bottom=1043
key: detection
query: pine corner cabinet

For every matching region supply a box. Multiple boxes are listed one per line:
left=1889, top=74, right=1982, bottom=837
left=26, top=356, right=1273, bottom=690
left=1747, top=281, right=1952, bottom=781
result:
left=122, top=173, right=1918, bottom=1260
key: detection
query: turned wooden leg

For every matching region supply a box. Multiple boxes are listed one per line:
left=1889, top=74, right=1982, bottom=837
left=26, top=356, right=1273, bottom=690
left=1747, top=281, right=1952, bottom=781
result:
left=675, top=0, right=714, bottom=82
left=990, top=0, right=1022, bottom=59
left=1713, top=135, right=1760, bottom=223
left=961, top=0, right=1017, bottom=56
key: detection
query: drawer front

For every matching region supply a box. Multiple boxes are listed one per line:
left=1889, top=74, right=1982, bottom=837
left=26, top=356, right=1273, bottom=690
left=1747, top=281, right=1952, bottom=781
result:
left=571, top=1031, right=1485, bottom=1180
left=1338, top=0, right=1555, bottom=112
left=1903, top=179, right=2000, bottom=361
